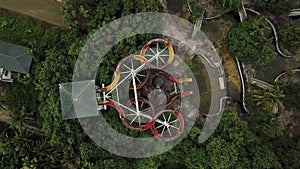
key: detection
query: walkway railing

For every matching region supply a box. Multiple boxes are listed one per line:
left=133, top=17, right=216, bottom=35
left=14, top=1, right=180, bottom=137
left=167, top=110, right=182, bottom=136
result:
left=238, top=1, right=248, bottom=22
left=274, top=69, right=300, bottom=82
left=245, top=8, right=300, bottom=58
left=289, top=8, right=300, bottom=17
left=235, top=57, right=249, bottom=113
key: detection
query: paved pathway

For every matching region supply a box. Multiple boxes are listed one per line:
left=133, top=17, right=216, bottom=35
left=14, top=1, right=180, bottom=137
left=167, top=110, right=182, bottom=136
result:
left=250, top=77, right=273, bottom=89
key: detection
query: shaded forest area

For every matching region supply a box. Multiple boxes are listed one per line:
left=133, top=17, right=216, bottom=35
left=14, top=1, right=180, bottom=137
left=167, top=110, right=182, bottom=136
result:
left=1, top=0, right=300, bottom=168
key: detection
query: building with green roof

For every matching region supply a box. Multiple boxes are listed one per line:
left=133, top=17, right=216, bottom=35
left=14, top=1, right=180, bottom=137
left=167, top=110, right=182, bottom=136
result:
left=0, top=41, right=32, bottom=82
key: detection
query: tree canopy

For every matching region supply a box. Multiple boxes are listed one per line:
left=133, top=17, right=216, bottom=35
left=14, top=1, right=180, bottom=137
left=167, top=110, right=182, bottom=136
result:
left=250, top=0, right=296, bottom=13
left=227, top=16, right=277, bottom=66
left=279, top=23, right=300, bottom=55
left=208, top=0, right=242, bottom=10
left=1, top=0, right=300, bottom=168
left=281, top=82, right=300, bottom=111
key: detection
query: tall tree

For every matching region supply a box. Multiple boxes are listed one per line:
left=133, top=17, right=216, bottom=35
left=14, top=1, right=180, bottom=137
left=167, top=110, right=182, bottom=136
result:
left=279, top=23, right=300, bottom=55
left=252, top=86, right=284, bottom=113
left=228, top=16, right=277, bottom=66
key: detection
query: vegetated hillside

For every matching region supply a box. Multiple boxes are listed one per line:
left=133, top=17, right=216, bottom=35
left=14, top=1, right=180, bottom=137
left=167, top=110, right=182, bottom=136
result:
left=0, top=0, right=300, bottom=168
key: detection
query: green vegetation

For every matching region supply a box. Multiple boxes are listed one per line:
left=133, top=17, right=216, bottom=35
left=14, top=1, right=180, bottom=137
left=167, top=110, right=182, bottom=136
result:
left=62, top=0, right=163, bottom=34
left=280, top=82, right=300, bottom=111
left=190, top=6, right=204, bottom=24
left=208, top=0, right=242, bottom=10
left=245, top=91, right=284, bottom=138
left=1, top=0, right=300, bottom=168
left=279, top=23, right=300, bottom=55
left=0, top=1, right=164, bottom=167
left=227, top=16, right=277, bottom=66
left=252, top=85, right=284, bottom=113
left=250, top=0, right=296, bottom=13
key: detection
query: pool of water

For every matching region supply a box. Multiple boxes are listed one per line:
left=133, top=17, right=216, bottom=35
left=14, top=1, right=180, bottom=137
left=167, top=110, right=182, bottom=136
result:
left=165, top=0, right=191, bottom=19
left=202, top=20, right=223, bottom=40
left=166, top=0, right=184, bottom=13
left=291, top=16, right=300, bottom=26
left=190, top=56, right=211, bottom=115
left=256, top=55, right=300, bottom=82
left=201, top=16, right=242, bottom=102
left=164, top=2, right=242, bottom=109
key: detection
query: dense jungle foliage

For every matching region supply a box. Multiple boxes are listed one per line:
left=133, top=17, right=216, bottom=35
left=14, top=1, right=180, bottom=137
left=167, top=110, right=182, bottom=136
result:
left=1, top=0, right=300, bottom=168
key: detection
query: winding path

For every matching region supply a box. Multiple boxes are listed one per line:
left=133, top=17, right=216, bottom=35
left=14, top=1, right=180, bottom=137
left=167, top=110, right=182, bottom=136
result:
left=236, top=2, right=300, bottom=114
left=245, top=8, right=300, bottom=58
left=189, top=1, right=299, bottom=116
left=274, top=69, right=300, bottom=82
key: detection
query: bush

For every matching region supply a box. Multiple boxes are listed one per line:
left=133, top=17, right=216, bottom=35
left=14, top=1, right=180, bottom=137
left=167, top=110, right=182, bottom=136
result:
left=208, top=0, right=242, bottom=10
left=281, top=83, right=300, bottom=110
left=62, top=0, right=163, bottom=34
left=190, top=6, right=204, bottom=24
left=227, top=16, right=277, bottom=66
left=251, top=0, right=296, bottom=13
left=279, top=23, right=300, bottom=55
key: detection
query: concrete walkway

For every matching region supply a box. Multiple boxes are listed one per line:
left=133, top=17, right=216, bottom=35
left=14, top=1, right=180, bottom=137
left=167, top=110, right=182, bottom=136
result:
left=250, top=78, right=273, bottom=89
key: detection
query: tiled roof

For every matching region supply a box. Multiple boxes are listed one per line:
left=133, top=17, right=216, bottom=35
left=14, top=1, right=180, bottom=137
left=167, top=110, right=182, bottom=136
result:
left=0, top=41, right=32, bottom=74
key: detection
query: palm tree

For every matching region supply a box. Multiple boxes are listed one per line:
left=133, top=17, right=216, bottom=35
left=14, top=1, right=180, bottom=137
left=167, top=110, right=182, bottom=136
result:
left=279, top=23, right=300, bottom=54
left=252, top=85, right=284, bottom=113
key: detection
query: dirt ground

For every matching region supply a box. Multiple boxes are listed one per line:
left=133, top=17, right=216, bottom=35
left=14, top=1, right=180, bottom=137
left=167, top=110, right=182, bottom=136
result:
left=0, top=0, right=68, bottom=27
